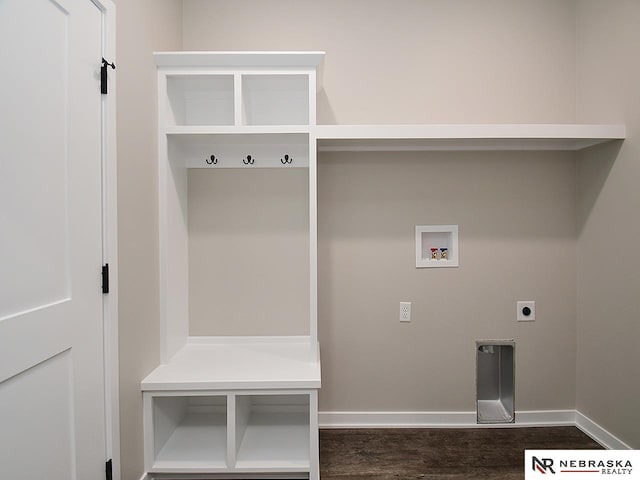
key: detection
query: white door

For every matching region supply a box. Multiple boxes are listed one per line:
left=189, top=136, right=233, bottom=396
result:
left=0, top=0, right=107, bottom=478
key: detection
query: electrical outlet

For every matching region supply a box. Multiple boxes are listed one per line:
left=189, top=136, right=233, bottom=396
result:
left=517, top=301, right=535, bottom=321
left=400, top=302, right=411, bottom=322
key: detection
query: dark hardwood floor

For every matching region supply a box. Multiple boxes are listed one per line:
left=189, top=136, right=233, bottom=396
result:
left=319, top=427, right=602, bottom=480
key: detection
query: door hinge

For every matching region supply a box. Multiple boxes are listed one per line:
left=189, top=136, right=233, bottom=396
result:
left=102, top=264, right=109, bottom=294
left=105, top=459, right=113, bottom=480
left=101, top=58, right=115, bottom=95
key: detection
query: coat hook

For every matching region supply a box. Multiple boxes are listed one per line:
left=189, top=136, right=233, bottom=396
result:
left=243, top=155, right=255, bottom=165
left=205, top=154, right=218, bottom=165
left=281, top=154, right=293, bottom=165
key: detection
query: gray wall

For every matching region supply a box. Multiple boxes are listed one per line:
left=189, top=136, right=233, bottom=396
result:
left=182, top=0, right=580, bottom=412
left=575, top=1, right=640, bottom=448
left=116, top=1, right=182, bottom=479
left=189, top=169, right=310, bottom=336
left=317, top=151, right=577, bottom=411
left=183, top=0, right=576, bottom=124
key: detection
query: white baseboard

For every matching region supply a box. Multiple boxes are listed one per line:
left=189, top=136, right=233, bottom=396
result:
left=575, top=411, right=633, bottom=450
left=515, top=410, right=576, bottom=426
left=319, top=411, right=474, bottom=428
left=319, top=410, right=633, bottom=450
left=319, top=410, right=575, bottom=428
left=146, top=475, right=304, bottom=480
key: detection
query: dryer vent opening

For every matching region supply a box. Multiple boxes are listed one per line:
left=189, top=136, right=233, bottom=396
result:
left=476, top=340, right=515, bottom=424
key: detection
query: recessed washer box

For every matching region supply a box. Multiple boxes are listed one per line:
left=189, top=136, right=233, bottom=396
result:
left=415, top=225, right=459, bottom=268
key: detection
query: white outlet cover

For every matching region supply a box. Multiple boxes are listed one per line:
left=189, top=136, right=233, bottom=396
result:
left=517, top=301, right=535, bottom=321
left=400, top=302, right=411, bottom=323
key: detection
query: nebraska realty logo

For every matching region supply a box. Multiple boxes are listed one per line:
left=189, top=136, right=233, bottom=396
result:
left=525, top=450, right=640, bottom=479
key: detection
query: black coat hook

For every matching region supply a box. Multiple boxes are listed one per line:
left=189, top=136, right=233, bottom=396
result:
left=243, top=155, right=255, bottom=165
left=281, top=154, right=293, bottom=165
left=206, top=154, right=218, bottom=165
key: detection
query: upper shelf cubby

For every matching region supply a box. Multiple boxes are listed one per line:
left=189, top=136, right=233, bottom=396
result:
left=242, top=74, right=309, bottom=126
left=167, top=75, right=234, bottom=126
left=315, top=124, right=626, bottom=151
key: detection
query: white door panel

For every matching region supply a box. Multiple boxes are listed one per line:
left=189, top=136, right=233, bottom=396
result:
left=0, top=351, right=75, bottom=480
left=0, top=0, right=107, bottom=478
left=0, top=0, right=70, bottom=320
left=0, top=301, right=71, bottom=382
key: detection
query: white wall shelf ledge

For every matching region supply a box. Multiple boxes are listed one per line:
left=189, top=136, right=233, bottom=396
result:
left=315, top=124, right=625, bottom=151
left=154, top=51, right=325, bottom=68
left=141, top=337, right=321, bottom=392
left=165, top=125, right=311, bottom=135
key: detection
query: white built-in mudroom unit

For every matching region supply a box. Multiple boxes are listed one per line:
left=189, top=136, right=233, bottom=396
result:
left=139, top=51, right=629, bottom=479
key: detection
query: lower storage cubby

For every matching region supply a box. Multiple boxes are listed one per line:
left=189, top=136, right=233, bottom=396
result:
left=151, top=395, right=227, bottom=469
left=144, top=390, right=315, bottom=476
left=235, top=394, right=310, bottom=470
